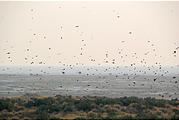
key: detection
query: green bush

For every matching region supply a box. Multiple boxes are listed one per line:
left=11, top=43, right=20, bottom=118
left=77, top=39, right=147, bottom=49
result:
left=36, top=110, right=50, bottom=119
left=24, top=100, right=34, bottom=108
left=74, top=117, right=86, bottom=120
left=136, top=112, right=158, bottom=119
left=75, top=100, right=92, bottom=112
left=106, top=109, right=117, bottom=119
left=118, top=96, right=141, bottom=106
left=62, top=103, right=73, bottom=112
left=87, top=112, right=97, bottom=119
left=0, top=99, right=14, bottom=112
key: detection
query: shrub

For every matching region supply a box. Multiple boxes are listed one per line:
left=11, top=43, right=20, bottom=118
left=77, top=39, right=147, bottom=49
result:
left=87, top=112, right=97, bottom=119
left=36, top=111, right=50, bottom=119
left=172, top=108, right=179, bottom=114
left=63, top=103, right=73, bottom=112
left=74, top=117, right=86, bottom=120
left=75, top=100, right=92, bottom=112
left=0, top=99, right=14, bottom=112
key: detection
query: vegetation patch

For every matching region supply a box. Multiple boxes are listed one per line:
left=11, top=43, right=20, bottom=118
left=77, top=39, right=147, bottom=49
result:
left=0, top=95, right=179, bottom=119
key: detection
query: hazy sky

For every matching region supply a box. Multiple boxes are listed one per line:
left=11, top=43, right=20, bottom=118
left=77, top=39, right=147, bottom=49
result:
left=0, top=1, right=179, bottom=66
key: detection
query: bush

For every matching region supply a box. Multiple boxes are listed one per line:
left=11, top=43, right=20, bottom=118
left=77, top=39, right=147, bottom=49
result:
left=119, top=115, right=133, bottom=119
left=33, top=97, right=55, bottom=106
left=36, top=111, right=50, bottom=119
left=62, top=103, right=73, bottom=112
left=131, top=103, right=145, bottom=113
left=24, top=100, right=34, bottom=108
left=118, top=97, right=141, bottom=106
left=87, top=112, right=97, bottom=119
left=75, top=100, right=92, bottom=112
left=136, top=113, right=158, bottom=119
left=144, top=97, right=166, bottom=108
left=172, top=108, right=179, bottom=114
left=0, top=99, right=14, bottom=112
left=74, top=117, right=86, bottom=120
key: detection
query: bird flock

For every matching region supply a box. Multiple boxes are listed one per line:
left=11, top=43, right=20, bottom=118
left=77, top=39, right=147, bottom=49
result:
left=0, top=6, right=179, bottom=98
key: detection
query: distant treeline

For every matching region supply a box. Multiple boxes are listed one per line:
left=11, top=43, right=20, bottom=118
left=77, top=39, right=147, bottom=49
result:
left=0, top=95, right=179, bottom=119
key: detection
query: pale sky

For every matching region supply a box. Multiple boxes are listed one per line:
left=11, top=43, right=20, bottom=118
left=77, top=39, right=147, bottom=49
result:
left=0, top=1, right=179, bottom=66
